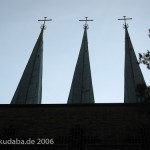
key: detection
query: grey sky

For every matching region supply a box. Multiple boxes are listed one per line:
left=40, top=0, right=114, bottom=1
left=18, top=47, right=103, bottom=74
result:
left=0, top=0, right=150, bottom=104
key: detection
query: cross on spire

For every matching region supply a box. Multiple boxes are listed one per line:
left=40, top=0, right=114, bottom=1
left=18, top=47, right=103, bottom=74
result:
left=79, top=17, right=93, bottom=29
left=38, top=17, right=52, bottom=29
left=118, top=16, right=132, bottom=28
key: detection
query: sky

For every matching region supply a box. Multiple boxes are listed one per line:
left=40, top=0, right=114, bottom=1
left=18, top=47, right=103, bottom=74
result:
left=0, top=0, right=150, bottom=104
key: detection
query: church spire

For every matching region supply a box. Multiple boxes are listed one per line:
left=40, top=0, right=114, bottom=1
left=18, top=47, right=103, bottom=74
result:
left=11, top=17, right=52, bottom=104
left=67, top=17, right=95, bottom=104
left=118, top=16, right=146, bottom=103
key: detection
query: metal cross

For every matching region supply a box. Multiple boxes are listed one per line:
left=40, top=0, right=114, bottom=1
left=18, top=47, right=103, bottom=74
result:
left=118, top=16, right=132, bottom=28
left=38, top=17, right=52, bottom=29
left=79, top=17, right=93, bottom=29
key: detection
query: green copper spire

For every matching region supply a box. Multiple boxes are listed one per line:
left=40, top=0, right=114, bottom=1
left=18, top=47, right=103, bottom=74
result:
left=119, top=16, right=146, bottom=103
left=67, top=18, right=95, bottom=104
left=10, top=27, right=44, bottom=104
left=11, top=17, right=52, bottom=104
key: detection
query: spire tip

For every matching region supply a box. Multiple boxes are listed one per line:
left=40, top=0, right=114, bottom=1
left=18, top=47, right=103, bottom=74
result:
left=79, top=17, right=93, bottom=29
left=118, top=16, right=132, bottom=29
left=38, top=17, right=52, bottom=29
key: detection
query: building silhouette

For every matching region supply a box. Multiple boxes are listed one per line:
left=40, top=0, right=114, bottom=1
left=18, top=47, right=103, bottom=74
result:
left=0, top=17, right=150, bottom=149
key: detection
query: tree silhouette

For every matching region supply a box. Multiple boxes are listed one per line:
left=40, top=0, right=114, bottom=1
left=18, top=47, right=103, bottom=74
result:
left=137, top=29, right=150, bottom=102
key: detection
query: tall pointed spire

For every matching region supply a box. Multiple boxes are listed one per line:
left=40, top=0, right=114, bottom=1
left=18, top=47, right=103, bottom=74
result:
left=11, top=28, right=43, bottom=104
left=118, top=16, right=146, bottom=103
left=67, top=18, right=95, bottom=104
left=11, top=17, right=52, bottom=104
